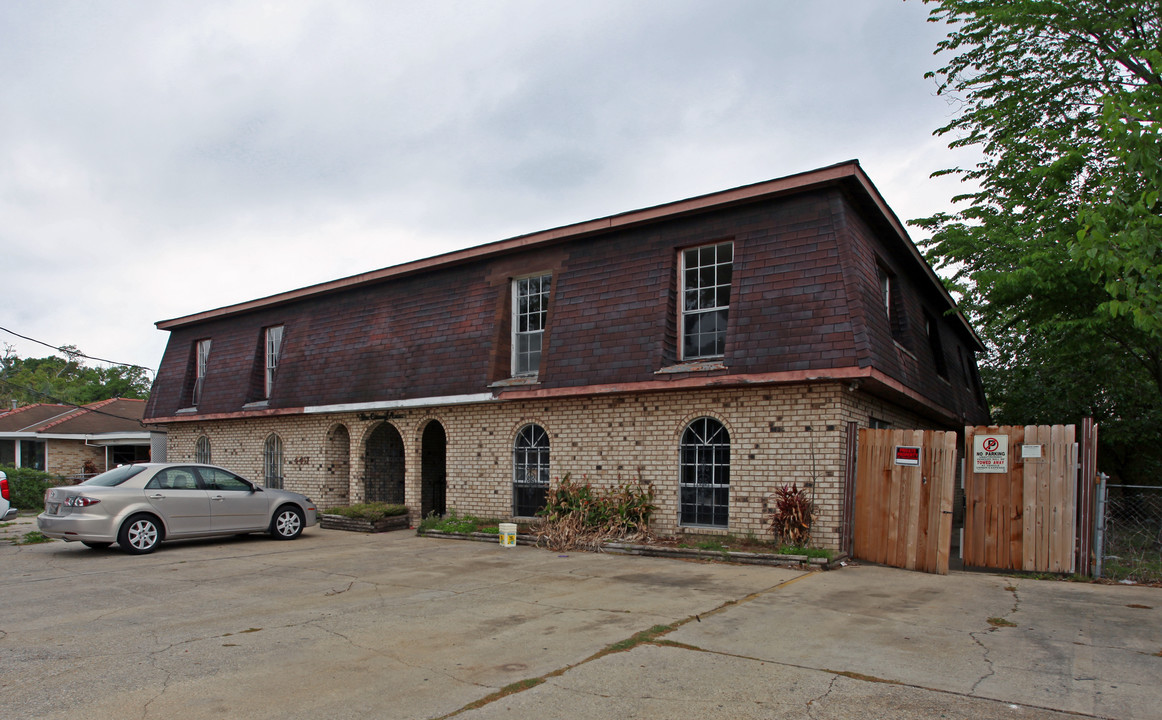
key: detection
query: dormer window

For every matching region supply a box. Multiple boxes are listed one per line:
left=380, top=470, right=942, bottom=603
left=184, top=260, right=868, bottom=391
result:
left=192, top=339, right=211, bottom=406
left=681, top=242, right=733, bottom=360
left=265, top=326, right=284, bottom=398
left=512, top=274, right=551, bottom=376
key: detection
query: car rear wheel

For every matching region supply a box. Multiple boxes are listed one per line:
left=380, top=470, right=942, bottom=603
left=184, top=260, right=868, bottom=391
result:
left=81, top=541, right=112, bottom=550
left=270, top=506, right=303, bottom=540
left=118, top=514, right=162, bottom=554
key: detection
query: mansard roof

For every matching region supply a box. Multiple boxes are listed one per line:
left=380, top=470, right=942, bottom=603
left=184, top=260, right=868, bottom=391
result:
left=156, top=160, right=980, bottom=349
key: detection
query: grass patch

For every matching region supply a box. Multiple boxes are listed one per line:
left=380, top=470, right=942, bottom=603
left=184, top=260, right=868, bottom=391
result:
left=604, top=624, right=676, bottom=654
left=418, top=511, right=501, bottom=535
left=987, top=617, right=1017, bottom=627
left=778, top=545, right=833, bottom=559
left=324, top=502, right=408, bottom=521
left=15, top=530, right=53, bottom=545
left=673, top=535, right=834, bottom=559
left=453, top=678, right=545, bottom=714
left=0, top=521, right=14, bottom=529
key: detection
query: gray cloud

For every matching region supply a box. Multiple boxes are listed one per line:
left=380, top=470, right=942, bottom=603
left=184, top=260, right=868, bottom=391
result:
left=0, top=0, right=973, bottom=372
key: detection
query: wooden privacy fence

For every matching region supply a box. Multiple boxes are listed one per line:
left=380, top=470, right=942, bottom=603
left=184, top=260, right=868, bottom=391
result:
left=964, top=425, right=1085, bottom=573
left=853, top=429, right=957, bottom=574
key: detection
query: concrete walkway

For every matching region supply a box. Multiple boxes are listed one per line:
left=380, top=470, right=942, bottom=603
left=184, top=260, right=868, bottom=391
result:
left=1, top=518, right=1158, bottom=719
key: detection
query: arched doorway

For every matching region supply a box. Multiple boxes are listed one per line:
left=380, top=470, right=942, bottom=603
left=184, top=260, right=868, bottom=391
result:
left=365, top=423, right=405, bottom=504
left=421, top=421, right=447, bottom=517
left=325, top=424, right=351, bottom=507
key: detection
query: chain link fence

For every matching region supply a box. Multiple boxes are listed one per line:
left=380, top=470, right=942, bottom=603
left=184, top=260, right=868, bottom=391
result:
left=1097, top=484, right=1162, bottom=583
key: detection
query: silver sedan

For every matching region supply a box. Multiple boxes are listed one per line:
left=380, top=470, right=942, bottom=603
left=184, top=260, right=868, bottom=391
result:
left=37, top=463, right=318, bottom=554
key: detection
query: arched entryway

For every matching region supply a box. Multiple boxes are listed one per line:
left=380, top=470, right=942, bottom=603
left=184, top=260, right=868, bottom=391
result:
left=365, top=423, right=405, bottom=504
left=421, top=420, right=447, bottom=517
left=325, top=424, right=351, bottom=507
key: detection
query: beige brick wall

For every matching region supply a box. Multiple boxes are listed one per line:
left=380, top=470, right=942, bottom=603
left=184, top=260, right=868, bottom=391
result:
left=46, top=440, right=106, bottom=479
left=162, top=383, right=950, bottom=550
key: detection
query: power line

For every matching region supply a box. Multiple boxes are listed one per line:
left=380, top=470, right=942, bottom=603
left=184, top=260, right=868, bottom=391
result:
left=0, top=325, right=155, bottom=373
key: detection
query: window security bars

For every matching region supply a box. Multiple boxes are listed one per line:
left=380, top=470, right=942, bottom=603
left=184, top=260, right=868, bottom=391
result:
left=513, top=275, right=551, bottom=376
left=263, top=434, right=284, bottom=489
left=265, top=325, right=284, bottom=398
left=195, top=436, right=211, bottom=464
left=513, top=424, right=550, bottom=516
left=679, top=417, right=730, bottom=527
left=682, top=242, right=732, bottom=359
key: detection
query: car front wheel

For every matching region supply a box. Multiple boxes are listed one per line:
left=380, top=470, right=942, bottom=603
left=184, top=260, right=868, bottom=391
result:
left=270, top=506, right=303, bottom=540
left=118, top=515, right=162, bottom=554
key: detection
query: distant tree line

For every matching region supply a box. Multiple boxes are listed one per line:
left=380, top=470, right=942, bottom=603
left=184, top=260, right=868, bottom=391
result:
left=0, top=345, right=152, bottom=409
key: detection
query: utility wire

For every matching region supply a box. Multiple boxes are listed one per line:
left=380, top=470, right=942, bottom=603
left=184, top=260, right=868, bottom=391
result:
left=0, top=325, right=155, bottom=373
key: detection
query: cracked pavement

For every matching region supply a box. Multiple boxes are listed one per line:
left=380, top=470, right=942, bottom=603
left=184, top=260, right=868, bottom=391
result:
left=1, top=518, right=1158, bottom=719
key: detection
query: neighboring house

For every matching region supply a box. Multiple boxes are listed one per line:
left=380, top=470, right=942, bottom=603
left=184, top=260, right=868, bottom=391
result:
left=0, top=398, right=157, bottom=479
left=143, top=160, right=989, bottom=550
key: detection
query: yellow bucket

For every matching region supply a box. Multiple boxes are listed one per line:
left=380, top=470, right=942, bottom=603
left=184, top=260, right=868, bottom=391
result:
left=499, top=522, right=517, bottom=547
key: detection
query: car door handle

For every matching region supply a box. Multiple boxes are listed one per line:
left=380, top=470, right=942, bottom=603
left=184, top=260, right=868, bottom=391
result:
left=149, top=493, right=165, bottom=499
left=211, top=495, right=225, bottom=502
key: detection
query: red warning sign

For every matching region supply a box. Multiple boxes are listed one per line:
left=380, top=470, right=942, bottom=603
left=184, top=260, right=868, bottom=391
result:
left=894, top=446, right=921, bottom=466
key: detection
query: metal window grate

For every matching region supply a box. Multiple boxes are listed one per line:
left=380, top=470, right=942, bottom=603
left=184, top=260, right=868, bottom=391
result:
left=679, top=417, right=730, bottom=527
left=513, top=424, right=550, bottom=516
left=263, top=434, right=284, bottom=489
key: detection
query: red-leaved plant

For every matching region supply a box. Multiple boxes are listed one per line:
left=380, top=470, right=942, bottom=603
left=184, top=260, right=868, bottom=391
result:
left=766, top=483, right=814, bottom=546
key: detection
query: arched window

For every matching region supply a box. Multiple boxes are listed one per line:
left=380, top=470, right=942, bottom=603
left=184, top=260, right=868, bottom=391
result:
left=679, top=418, right=730, bottom=527
left=263, top=434, right=284, bottom=489
left=513, top=424, right=550, bottom=517
left=195, top=436, right=211, bottom=464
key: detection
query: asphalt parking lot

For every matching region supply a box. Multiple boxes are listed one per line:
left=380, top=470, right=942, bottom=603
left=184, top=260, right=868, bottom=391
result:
left=1, top=517, right=1159, bottom=720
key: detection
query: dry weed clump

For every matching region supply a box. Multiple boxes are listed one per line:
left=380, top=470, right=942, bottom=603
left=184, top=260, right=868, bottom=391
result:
left=536, top=474, right=656, bottom=552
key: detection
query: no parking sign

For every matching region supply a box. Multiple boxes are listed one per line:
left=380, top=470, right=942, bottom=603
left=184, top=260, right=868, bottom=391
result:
left=973, top=434, right=1009, bottom=473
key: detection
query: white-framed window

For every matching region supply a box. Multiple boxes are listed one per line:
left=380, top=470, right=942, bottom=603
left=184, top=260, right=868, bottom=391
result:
left=193, top=339, right=211, bottom=406
left=681, top=242, right=733, bottom=360
left=877, top=266, right=892, bottom=320
left=513, top=424, right=550, bottom=517
left=195, top=436, right=212, bottom=464
left=265, top=325, right=284, bottom=398
left=512, top=274, right=551, bottom=376
left=679, top=417, right=730, bottom=528
left=263, top=434, right=284, bottom=489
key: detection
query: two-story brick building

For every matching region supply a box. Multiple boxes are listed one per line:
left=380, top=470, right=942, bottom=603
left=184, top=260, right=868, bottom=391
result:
left=143, top=160, right=989, bottom=550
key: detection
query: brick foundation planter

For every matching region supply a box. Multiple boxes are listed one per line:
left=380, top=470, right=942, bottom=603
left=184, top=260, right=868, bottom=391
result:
left=320, top=513, right=410, bottom=533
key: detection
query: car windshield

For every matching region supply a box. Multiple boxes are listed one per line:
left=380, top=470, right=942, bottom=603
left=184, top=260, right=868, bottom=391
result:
left=81, top=465, right=148, bottom=487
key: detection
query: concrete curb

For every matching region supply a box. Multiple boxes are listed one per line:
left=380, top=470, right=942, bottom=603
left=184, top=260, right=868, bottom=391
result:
left=415, top=529, right=846, bottom=569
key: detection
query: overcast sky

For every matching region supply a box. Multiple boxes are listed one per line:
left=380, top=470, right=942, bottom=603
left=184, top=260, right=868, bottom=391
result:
left=0, top=0, right=977, bottom=378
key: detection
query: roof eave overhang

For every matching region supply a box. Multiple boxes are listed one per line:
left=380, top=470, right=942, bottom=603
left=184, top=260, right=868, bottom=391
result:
left=144, top=366, right=965, bottom=428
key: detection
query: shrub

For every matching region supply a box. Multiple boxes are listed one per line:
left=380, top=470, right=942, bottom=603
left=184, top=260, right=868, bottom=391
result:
left=766, top=483, right=815, bottom=547
left=537, top=474, right=656, bottom=551
left=324, top=502, right=408, bottom=521
left=1, top=466, right=65, bottom=511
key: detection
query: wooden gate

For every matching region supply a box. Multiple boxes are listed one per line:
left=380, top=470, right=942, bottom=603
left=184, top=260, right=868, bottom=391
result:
left=964, top=425, right=1080, bottom=573
left=853, top=429, right=957, bottom=574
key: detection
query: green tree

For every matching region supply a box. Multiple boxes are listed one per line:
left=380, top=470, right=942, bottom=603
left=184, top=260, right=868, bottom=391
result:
left=916, top=1, right=1162, bottom=483
left=0, top=345, right=152, bottom=408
